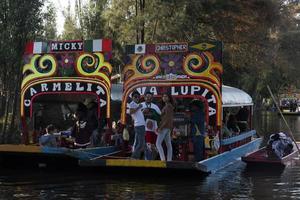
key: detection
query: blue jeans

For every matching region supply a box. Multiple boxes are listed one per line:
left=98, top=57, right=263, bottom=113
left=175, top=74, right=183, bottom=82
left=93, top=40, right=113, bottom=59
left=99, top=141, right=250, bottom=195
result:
left=192, top=135, right=205, bottom=162
left=131, top=125, right=145, bottom=159
left=156, top=128, right=173, bottom=161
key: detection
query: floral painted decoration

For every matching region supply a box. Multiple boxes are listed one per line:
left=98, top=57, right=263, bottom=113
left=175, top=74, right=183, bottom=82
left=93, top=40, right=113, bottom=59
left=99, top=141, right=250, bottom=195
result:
left=160, top=54, right=182, bottom=75
left=58, top=54, right=75, bottom=76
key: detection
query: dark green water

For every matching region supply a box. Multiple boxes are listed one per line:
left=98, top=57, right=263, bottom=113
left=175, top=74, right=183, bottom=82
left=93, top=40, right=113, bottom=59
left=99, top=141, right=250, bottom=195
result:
left=0, top=111, right=300, bottom=200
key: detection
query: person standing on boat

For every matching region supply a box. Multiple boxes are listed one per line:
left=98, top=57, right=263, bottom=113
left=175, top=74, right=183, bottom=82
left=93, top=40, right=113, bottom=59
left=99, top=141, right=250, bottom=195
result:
left=84, top=98, right=101, bottom=147
left=39, top=124, right=58, bottom=147
left=71, top=103, right=92, bottom=148
left=129, top=91, right=146, bottom=159
left=141, top=91, right=161, bottom=160
left=235, top=107, right=249, bottom=132
left=227, top=114, right=240, bottom=135
left=190, top=100, right=206, bottom=162
left=156, top=93, right=174, bottom=161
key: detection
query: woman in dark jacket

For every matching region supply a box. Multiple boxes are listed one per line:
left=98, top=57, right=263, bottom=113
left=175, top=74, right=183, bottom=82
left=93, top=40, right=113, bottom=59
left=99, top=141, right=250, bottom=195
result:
left=190, top=100, right=206, bottom=162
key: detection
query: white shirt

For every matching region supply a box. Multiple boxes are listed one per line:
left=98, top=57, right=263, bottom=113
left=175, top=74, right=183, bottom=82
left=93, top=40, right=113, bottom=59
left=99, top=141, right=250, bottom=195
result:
left=129, top=101, right=145, bottom=127
left=140, top=102, right=161, bottom=132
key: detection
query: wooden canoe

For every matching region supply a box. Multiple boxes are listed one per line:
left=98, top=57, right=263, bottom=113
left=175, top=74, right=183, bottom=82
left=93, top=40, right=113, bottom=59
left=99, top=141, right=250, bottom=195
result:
left=241, top=143, right=300, bottom=168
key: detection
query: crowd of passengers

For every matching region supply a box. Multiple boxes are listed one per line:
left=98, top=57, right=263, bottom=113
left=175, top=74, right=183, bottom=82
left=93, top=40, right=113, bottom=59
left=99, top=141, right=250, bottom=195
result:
left=38, top=91, right=250, bottom=162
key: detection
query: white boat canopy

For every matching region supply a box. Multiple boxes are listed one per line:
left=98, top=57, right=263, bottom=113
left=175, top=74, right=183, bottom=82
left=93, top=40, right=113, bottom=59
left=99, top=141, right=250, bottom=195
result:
left=222, top=85, right=253, bottom=107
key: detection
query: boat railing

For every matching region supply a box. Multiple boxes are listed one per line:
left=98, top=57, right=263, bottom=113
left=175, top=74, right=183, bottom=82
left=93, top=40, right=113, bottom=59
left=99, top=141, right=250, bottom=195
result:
left=221, top=130, right=257, bottom=146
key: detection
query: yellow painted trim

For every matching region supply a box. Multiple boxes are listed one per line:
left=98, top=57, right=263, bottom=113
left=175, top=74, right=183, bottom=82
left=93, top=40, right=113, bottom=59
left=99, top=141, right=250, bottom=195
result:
left=106, top=159, right=167, bottom=168
left=21, top=54, right=57, bottom=88
left=0, top=145, right=42, bottom=153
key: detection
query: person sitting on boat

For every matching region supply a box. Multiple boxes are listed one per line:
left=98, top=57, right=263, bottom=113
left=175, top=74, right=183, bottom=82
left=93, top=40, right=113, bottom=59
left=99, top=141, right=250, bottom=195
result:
left=156, top=93, right=174, bottom=161
left=227, top=114, right=240, bottom=135
left=141, top=91, right=161, bottom=160
left=71, top=103, right=93, bottom=148
left=222, top=111, right=232, bottom=138
left=110, top=120, right=123, bottom=146
left=129, top=91, right=146, bottom=159
left=39, top=124, right=58, bottom=147
left=235, top=107, right=249, bottom=132
left=267, top=132, right=294, bottom=159
left=189, top=99, right=206, bottom=162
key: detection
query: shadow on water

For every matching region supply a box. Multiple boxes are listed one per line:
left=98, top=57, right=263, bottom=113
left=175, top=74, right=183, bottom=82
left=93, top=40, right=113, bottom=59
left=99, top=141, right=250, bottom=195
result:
left=0, top=168, right=211, bottom=200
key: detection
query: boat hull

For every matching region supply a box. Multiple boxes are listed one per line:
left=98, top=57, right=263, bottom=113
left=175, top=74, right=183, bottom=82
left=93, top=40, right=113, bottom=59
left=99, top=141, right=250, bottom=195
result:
left=0, top=145, right=119, bottom=169
left=79, top=137, right=262, bottom=174
left=242, top=143, right=300, bottom=168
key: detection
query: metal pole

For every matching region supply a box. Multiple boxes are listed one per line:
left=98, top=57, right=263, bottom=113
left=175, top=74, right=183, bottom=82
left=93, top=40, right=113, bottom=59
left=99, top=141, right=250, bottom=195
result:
left=267, top=85, right=300, bottom=152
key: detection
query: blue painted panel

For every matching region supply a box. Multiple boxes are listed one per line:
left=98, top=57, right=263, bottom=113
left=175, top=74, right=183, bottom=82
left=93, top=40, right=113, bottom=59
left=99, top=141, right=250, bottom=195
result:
left=41, top=146, right=119, bottom=160
left=198, top=138, right=262, bottom=173
left=221, top=130, right=257, bottom=146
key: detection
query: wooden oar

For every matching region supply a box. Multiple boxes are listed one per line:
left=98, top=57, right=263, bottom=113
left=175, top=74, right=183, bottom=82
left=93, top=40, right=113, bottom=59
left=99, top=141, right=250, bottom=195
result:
left=267, top=85, right=300, bottom=152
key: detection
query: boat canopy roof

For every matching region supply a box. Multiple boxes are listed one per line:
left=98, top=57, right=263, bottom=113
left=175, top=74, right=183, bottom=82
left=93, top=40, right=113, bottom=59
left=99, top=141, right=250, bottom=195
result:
left=112, top=84, right=253, bottom=107
left=222, top=85, right=253, bottom=107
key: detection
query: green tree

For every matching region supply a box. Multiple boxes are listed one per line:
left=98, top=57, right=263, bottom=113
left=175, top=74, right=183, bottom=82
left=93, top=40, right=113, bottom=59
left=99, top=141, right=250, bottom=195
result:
left=0, top=0, right=44, bottom=142
left=79, top=0, right=108, bottom=39
left=41, top=2, right=57, bottom=40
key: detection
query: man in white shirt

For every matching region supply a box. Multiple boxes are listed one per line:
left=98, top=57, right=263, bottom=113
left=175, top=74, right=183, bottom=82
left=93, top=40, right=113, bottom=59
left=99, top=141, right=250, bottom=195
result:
left=141, top=91, right=161, bottom=160
left=129, top=91, right=146, bottom=159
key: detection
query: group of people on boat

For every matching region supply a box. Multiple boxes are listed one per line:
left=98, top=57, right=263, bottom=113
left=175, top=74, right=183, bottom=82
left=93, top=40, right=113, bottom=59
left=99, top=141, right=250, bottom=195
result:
left=280, top=98, right=300, bottom=112
left=36, top=92, right=253, bottom=162
left=128, top=91, right=207, bottom=162
left=37, top=90, right=210, bottom=162
left=38, top=98, right=105, bottom=148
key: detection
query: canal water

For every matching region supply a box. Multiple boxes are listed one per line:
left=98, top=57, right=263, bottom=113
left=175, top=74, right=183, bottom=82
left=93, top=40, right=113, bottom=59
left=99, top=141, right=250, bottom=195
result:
left=0, top=111, right=300, bottom=200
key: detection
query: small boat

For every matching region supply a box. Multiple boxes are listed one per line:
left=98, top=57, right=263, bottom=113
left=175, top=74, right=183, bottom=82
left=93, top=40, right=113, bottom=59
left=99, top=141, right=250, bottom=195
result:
left=279, top=97, right=300, bottom=115
left=280, top=110, right=300, bottom=116
left=242, top=143, right=300, bottom=168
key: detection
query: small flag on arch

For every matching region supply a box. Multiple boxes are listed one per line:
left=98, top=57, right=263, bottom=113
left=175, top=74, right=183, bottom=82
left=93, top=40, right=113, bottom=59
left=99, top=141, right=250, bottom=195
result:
left=135, top=44, right=146, bottom=54
left=84, top=39, right=112, bottom=52
left=24, top=42, right=48, bottom=54
left=126, top=44, right=146, bottom=54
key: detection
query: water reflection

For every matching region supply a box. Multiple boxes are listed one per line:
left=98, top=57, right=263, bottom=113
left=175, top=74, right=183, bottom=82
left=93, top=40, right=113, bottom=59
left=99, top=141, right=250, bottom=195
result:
left=1, top=111, right=300, bottom=199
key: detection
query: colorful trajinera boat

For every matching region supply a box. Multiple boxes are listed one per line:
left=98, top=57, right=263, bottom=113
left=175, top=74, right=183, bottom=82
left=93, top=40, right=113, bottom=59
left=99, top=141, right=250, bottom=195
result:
left=0, top=40, right=261, bottom=173
left=0, top=39, right=120, bottom=168
left=80, top=41, right=262, bottom=173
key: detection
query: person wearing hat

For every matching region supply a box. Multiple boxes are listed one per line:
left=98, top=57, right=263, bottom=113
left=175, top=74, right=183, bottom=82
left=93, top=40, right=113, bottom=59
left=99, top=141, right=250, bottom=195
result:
left=190, top=99, right=206, bottom=161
